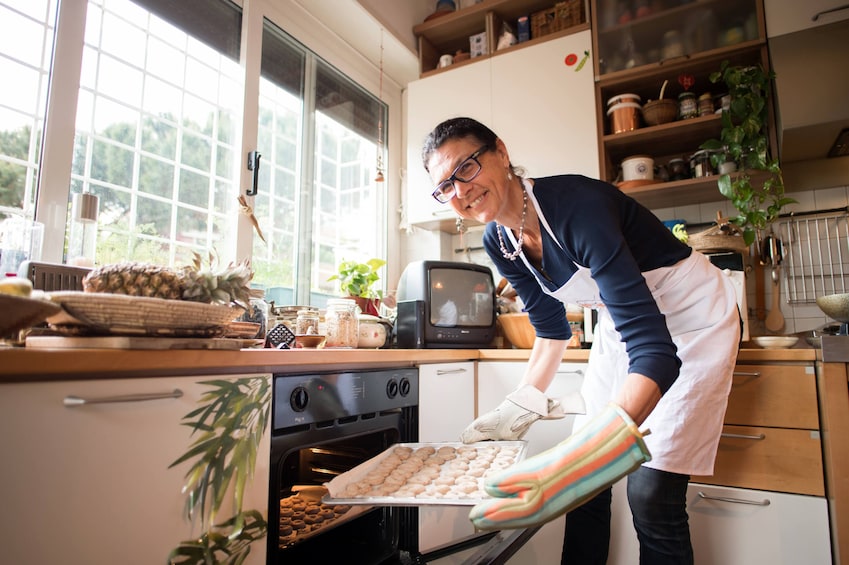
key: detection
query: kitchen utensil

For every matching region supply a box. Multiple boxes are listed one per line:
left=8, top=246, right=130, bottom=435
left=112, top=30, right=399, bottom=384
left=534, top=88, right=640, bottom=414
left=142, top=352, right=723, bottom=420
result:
left=765, top=268, right=785, bottom=331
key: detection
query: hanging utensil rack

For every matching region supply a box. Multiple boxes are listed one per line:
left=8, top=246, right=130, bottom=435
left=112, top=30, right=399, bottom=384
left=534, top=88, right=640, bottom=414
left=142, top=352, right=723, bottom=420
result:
left=775, top=207, right=849, bottom=304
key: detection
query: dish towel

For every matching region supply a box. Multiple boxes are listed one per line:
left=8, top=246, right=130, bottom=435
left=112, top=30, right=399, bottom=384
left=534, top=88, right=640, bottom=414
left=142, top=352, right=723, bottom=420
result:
left=469, top=403, right=651, bottom=530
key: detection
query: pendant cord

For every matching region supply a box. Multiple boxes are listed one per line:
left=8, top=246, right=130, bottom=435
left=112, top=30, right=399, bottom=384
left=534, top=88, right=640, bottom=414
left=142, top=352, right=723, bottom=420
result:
left=497, top=181, right=527, bottom=261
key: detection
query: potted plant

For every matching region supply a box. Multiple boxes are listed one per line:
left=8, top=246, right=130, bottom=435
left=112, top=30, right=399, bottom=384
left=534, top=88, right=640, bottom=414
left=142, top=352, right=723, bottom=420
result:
left=328, top=258, right=386, bottom=316
left=700, top=61, right=795, bottom=248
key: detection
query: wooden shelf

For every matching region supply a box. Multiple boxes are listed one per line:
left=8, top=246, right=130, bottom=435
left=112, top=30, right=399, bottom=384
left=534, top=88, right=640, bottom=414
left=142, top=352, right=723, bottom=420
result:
left=603, top=113, right=723, bottom=164
left=620, top=170, right=771, bottom=210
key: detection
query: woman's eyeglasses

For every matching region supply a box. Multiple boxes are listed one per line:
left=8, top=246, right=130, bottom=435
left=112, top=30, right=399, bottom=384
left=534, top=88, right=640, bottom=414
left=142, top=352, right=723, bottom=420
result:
left=431, top=146, right=489, bottom=203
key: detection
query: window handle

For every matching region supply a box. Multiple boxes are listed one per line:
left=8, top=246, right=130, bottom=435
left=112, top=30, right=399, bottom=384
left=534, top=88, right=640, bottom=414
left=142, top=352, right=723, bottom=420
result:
left=246, top=150, right=261, bottom=196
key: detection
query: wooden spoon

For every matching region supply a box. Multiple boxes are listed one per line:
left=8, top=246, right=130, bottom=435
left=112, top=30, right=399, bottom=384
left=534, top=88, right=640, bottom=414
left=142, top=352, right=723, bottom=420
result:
left=765, top=267, right=785, bottom=332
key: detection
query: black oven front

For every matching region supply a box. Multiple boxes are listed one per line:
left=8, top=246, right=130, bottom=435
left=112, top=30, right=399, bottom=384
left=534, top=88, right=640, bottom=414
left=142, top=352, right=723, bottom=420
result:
left=268, top=368, right=419, bottom=565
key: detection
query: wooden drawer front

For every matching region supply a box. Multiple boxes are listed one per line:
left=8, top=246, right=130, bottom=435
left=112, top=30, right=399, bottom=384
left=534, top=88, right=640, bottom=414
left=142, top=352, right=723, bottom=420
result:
left=725, top=364, right=818, bottom=429
left=692, top=425, right=824, bottom=496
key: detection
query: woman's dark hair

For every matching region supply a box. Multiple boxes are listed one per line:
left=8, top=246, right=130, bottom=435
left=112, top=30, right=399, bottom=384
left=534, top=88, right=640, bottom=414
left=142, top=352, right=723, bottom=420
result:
left=421, top=117, right=498, bottom=173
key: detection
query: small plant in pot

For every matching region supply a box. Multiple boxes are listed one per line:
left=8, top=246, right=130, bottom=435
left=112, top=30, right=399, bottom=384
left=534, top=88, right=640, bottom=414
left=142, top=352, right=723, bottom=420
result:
left=700, top=61, right=795, bottom=247
left=328, top=258, right=386, bottom=316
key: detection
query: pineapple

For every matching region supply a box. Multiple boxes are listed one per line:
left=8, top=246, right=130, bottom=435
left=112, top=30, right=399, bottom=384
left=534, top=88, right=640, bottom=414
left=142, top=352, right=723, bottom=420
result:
left=82, top=253, right=260, bottom=309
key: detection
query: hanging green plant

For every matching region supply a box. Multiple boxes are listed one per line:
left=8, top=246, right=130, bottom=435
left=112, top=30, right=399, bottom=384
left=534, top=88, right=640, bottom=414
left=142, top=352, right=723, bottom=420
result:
left=700, top=61, right=795, bottom=246
left=168, top=377, right=271, bottom=565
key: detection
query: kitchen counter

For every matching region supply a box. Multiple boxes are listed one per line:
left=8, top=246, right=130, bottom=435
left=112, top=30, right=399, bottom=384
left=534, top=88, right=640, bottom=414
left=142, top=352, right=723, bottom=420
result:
left=0, top=344, right=818, bottom=383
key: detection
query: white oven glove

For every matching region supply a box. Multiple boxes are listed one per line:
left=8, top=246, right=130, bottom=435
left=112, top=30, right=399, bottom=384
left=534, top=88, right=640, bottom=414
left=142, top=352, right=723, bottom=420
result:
left=468, top=403, right=651, bottom=531
left=460, top=385, right=585, bottom=443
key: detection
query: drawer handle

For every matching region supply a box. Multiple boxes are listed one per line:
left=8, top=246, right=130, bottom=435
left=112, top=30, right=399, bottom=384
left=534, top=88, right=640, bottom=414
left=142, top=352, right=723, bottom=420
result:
left=64, top=389, right=183, bottom=407
left=721, top=432, right=766, bottom=440
left=556, top=369, right=584, bottom=376
left=698, top=491, right=771, bottom=506
left=436, top=368, right=468, bottom=376
left=732, top=370, right=761, bottom=378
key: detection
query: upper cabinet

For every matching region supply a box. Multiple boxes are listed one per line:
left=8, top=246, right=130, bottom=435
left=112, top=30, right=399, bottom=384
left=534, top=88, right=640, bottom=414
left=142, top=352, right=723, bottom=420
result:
left=413, top=0, right=588, bottom=77
left=590, top=0, right=773, bottom=209
left=763, top=0, right=849, bottom=37
left=405, top=30, right=597, bottom=230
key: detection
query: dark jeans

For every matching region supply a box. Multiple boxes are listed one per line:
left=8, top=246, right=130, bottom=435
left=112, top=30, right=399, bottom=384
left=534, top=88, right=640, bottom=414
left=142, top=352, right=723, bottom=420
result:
left=561, top=466, right=693, bottom=565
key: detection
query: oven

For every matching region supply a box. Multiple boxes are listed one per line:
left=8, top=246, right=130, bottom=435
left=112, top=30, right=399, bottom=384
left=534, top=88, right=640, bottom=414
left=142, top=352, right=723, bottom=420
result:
left=268, top=368, right=419, bottom=564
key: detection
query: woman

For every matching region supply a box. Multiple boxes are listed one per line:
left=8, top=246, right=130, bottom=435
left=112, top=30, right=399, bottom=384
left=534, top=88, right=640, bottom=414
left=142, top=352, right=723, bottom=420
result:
left=421, top=117, right=740, bottom=564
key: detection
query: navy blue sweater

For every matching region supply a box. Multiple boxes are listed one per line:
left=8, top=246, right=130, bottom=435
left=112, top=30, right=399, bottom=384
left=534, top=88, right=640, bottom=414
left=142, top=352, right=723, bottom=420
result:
left=484, top=175, right=691, bottom=393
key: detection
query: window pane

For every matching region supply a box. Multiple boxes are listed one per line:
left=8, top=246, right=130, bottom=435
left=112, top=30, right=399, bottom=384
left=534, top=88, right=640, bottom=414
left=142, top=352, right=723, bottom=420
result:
left=69, top=0, right=242, bottom=266
left=0, top=0, right=55, bottom=221
left=257, top=21, right=386, bottom=306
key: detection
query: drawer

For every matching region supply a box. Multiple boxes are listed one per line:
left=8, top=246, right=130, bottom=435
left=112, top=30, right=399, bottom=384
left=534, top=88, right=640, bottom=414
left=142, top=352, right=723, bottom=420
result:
left=725, top=364, right=818, bottom=429
left=692, top=424, right=824, bottom=496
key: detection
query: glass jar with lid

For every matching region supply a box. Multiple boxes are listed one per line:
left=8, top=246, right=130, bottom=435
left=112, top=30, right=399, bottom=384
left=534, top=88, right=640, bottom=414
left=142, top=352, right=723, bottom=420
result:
left=295, top=309, right=320, bottom=336
left=324, top=298, right=359, bottom=348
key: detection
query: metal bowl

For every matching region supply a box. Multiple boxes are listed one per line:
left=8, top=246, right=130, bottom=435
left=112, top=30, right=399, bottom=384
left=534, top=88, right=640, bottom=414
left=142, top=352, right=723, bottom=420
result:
left=816, top=293, right=849, bottom=323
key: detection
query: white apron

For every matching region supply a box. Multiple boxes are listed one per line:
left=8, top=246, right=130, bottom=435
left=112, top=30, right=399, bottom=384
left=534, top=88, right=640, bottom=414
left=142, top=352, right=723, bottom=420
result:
left=508, top=185, right=740, bottom=476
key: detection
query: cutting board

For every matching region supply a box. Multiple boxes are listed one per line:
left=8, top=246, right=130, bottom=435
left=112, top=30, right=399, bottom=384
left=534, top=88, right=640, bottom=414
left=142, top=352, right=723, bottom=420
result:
left=26, top=335, right=252, bottom=350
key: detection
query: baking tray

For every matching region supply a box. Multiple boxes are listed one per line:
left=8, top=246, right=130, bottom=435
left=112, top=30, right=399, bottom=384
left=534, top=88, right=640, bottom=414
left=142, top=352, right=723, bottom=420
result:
left=322, top=441, right=526, bottom=506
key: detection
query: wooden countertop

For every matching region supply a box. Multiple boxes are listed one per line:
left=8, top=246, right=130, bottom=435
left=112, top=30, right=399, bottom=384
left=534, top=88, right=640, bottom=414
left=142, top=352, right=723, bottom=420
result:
left=0, top=344, right=818, bottom=383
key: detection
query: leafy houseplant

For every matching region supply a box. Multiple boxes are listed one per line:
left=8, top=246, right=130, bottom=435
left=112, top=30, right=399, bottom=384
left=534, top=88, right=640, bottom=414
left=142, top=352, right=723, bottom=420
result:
left=328, top=258, right=386, bottom=316
left=168, top=378, right=271, bottom=565
left=700, top=61, right=795, bottom=247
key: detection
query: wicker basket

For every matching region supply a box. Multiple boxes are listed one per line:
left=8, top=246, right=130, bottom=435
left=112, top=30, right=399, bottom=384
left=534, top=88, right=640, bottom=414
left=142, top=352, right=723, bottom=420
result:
left=689, top=222, right=750, bottom=253
left=530, top=0, right=584, bottom=39
left=642, top=99, right=677, bottom=126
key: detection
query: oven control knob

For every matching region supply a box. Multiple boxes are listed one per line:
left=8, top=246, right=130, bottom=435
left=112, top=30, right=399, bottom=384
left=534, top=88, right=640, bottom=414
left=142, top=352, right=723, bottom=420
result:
left=290, top=386, right=309, bottom=412
left=399, top=377, right=411, bottom=397
left=386, top=378, right=398, bottom=398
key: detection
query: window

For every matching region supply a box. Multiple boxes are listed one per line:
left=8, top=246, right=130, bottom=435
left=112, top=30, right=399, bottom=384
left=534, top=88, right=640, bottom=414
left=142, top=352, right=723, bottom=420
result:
left=0, top=0, right=388, bottom=304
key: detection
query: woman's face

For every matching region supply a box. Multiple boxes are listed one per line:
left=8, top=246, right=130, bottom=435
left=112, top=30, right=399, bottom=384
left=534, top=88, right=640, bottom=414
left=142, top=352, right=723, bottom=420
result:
left=426, top=137, right=511, bottom=224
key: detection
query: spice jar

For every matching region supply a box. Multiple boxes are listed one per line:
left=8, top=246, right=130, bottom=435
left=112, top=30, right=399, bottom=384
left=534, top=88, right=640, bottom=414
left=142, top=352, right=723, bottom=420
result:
left=667, top=158, right=689, bottom=181
left=690, top=150, right=713, bottom=178
left=678, top=92, right=697, bottom=119
left=324, top=298, right=359, bottom=348
left=698, top=92, right=714, bottom=117
left=295, top=309, right=320, bottom=335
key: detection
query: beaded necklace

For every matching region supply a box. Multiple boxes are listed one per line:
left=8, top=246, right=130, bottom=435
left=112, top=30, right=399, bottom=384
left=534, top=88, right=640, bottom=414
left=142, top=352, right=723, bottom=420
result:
left=496, top=183, right=527, bottom=261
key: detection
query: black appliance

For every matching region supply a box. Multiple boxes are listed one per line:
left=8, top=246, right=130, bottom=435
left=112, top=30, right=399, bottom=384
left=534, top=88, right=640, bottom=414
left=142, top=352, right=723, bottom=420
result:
left=268, top=368, right=419, bottom=564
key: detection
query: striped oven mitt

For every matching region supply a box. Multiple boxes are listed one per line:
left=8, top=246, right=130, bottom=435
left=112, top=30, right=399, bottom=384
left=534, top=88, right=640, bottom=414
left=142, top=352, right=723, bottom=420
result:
left=469, top=403, right=651, bottom=531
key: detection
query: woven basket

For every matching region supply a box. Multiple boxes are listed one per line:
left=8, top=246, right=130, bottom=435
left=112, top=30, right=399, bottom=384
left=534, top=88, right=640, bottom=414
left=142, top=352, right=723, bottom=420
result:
left=46, top=291, right=240, bottom=336
left=642, top=99, right=677, bottom=126
left=689, top=222, right=749, bottom=253
left=530, top=0, right=584, bottom=39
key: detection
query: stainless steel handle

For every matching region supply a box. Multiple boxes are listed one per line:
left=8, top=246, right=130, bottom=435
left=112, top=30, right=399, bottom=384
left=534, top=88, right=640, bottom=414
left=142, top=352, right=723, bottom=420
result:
left=721, top=432, right=766, bottom=440
left=556, top=369, right=584, bottom=376
left=732, top=370, right=761, bottom=378
left=436, top=368, right=468, bottom=376
left=64, top=389, right=183, bottom=407
left=698, top=491, right=770, bottom=506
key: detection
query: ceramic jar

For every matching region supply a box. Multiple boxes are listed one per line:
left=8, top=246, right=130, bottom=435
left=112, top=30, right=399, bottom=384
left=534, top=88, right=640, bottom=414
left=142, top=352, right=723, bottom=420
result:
left=357, top=315, right=387, bottom=348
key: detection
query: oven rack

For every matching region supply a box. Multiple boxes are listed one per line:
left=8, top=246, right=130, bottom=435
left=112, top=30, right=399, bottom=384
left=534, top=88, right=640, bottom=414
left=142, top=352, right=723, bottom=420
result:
left=776, top=210, right=849, bottom=304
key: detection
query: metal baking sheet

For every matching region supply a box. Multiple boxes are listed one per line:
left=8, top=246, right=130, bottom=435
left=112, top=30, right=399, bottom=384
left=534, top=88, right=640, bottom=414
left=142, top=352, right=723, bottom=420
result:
left=322, top=441, right=527, bottom=507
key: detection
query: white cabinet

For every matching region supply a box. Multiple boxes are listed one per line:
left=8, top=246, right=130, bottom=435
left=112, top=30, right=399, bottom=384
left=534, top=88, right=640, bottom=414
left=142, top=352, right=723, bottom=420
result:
left=0, top=374, right=271, bottom=565
left=475, top=360, right=586, bottom=563
left=404, top=31, right=597, bottom=230
left=764, top=0, right=849, bottom=36
left=417, top=361, right=478, bottom=555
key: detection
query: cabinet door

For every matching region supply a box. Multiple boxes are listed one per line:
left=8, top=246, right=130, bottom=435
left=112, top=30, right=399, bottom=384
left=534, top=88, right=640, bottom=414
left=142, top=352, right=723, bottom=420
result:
left=491, top=31, right=598, bottom=179
left=417, top=361, right=477, bottom=554
left=688, top=483, right=832, bottom=564
left=475, top=361, right=586, bottom=564
left=0, top=375, right=271, bottom=565
left=405, top=62, right=493, bottom=228
left=765, top=0, right=849, bottom=36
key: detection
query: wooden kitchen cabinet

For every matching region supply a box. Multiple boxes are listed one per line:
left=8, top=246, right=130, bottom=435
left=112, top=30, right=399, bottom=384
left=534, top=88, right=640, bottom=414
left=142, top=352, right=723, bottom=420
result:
left=0, top=374, right=271, bottom=565
left=590, top=0, right=776, bottom=209
left=610, top=361, right=832, bottom=564
left=405, top=30, right=597, bottom=231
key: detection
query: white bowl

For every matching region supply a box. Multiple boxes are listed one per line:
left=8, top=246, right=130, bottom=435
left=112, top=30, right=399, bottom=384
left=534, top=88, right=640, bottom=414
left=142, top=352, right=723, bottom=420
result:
left=751, top=336, right=799, bottom=349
